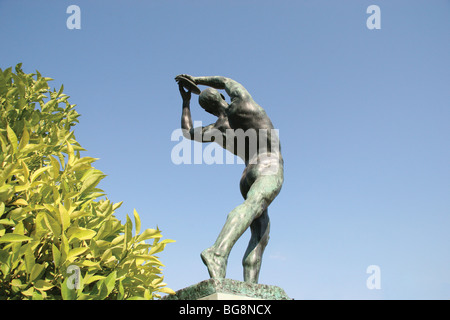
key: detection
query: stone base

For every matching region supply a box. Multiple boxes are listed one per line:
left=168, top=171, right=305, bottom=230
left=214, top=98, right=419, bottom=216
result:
left=163, top=278, right=291, bottom=300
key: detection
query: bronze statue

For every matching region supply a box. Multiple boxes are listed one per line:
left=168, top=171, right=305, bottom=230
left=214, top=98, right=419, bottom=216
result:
left=176, top=74, right=284, bottom=284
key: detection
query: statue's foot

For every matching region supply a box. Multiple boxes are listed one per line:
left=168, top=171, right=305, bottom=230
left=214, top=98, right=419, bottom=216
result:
left=201, top=247, right=227, bottom=279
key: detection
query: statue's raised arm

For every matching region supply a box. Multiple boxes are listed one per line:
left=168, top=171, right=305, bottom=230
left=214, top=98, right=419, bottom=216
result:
left=177, top=74, right=252, bottom=102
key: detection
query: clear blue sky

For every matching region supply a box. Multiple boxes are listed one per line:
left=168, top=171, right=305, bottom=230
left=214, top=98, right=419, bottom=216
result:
left=1, top=0, right=449, bottom=299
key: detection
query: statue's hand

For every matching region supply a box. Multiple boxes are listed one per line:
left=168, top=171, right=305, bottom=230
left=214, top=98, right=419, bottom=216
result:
left=175, top=74, right=196, bottom=84
left=178, top=83, right=191, bottom=102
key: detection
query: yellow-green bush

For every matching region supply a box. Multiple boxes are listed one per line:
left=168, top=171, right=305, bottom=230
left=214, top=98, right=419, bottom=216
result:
left=0, top=64, right=175, bottom=300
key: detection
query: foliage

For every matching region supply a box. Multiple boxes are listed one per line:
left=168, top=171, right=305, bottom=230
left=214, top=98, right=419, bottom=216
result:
left=0, top=64, right=175, bottom=300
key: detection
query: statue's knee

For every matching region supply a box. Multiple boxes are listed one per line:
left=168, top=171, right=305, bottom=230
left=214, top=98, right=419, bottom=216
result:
left=242, top=254, right=259, bottom=268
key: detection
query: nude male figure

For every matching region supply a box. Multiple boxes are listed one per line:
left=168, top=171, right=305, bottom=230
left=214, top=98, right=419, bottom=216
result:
left=176, top=74, right=284, bottom=283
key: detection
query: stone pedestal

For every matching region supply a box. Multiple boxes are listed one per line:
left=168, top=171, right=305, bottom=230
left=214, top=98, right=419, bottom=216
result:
left=163, top=278, right=291, bottom=300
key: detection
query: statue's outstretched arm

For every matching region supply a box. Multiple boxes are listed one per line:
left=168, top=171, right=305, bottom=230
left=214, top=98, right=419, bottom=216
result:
left=196, top=76, right=252, bottom=101
left=194, top=76, right=227, bottom=90
left=178, top=74, right=252, bottom=101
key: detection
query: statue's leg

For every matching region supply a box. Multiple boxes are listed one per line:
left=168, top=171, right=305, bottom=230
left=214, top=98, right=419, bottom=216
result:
left=200, top=199, right=259, bottom=279
left=242, top=209, right=270, bottom=283
left=201, top=172, right=282, bottom=280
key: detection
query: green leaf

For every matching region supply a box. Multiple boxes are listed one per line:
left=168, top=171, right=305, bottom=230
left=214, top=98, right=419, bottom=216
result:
left=43, top=213, right=61, bottom=238
left=66, top=142, right=75, bottom=166
left=60, top=233, right=69, bottom=264
left=8, top=207, right=26, bottom=222
left=32, top=290, right=44, bottom=300
left=20, top=159, right=29, bottom=181
left=59, top=203, right=70, bottom=232
left=104, top=271, right=117, bottom=296
left=158, top=287, right=176, bottom=295
left=69, top=210, right=91, bottom=219
left=34, top=280, right=54, bottom=292
left=136, top=228, right=162, bottom=243
left=124, top=215, right=133, bottom=248
left=79, top=172, right=105, bottom=195
left=49, top=156, right=60, bottom=179
left=20, top=143, right=46, bottom=154
left=0, top=163, right=16, bottom=184
left=21, top=286, right=35, bottom=298
left=52, top=244, right=61, bottom=267
left=112, top=201, right=123, bottom=211
left=0, top=184, right=14, bottom=202
left=0, top=218, right=15, bottom=226
left=100, top=248, right=112, bottom=263
left=148, top=239, right=176, bottom=255
left=43, top=99, right=57, bottom=112
left=0, top=135, right=8, bottom=155
left=57, top=84, right=64, bottom=97
left=133, top=209, right=141, bottom=235
left=0, top=233, right=32, bottom=243
left=118, top=279, right=125, bottom=300
left=12, top=73, right=25, bottom=98
left=67, top=247, right=89, bottom=261
left=83, top=274, right=105, bottom=285
left=33, top=77, right=48, bottom=92
left=11, top=278, right=24, bottom=288
left=24, top=246, right=36, bottom=274
left=10, top=199, right=28, bottom=206
left=135, top=255, right=165, bottom=267
left=79, top=260, right=100, bottom=268
left=18, top=127, right=30, bottom=152
left=144, top=288, right=152, bottom=300
left=97, top=281, right=109, bottom=300
left=70, top=157, right=98, bottom=172
left=89, top=239, right=100, bottom=258
left=30, top=166, right=51, bottom=183
left=6, top=125, right=18, bottom=153
left=68, top=228, right=96, bottom=242
left=30, top=263, right=45, bottom=282
left=35, top=212, right=49, bottom=237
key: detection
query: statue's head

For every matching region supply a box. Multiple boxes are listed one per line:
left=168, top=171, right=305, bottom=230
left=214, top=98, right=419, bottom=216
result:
left=199, top=88, right=227, bottom=116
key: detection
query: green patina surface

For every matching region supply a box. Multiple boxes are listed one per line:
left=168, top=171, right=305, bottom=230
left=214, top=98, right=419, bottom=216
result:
left=163, top=278, right=291, bottom=300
